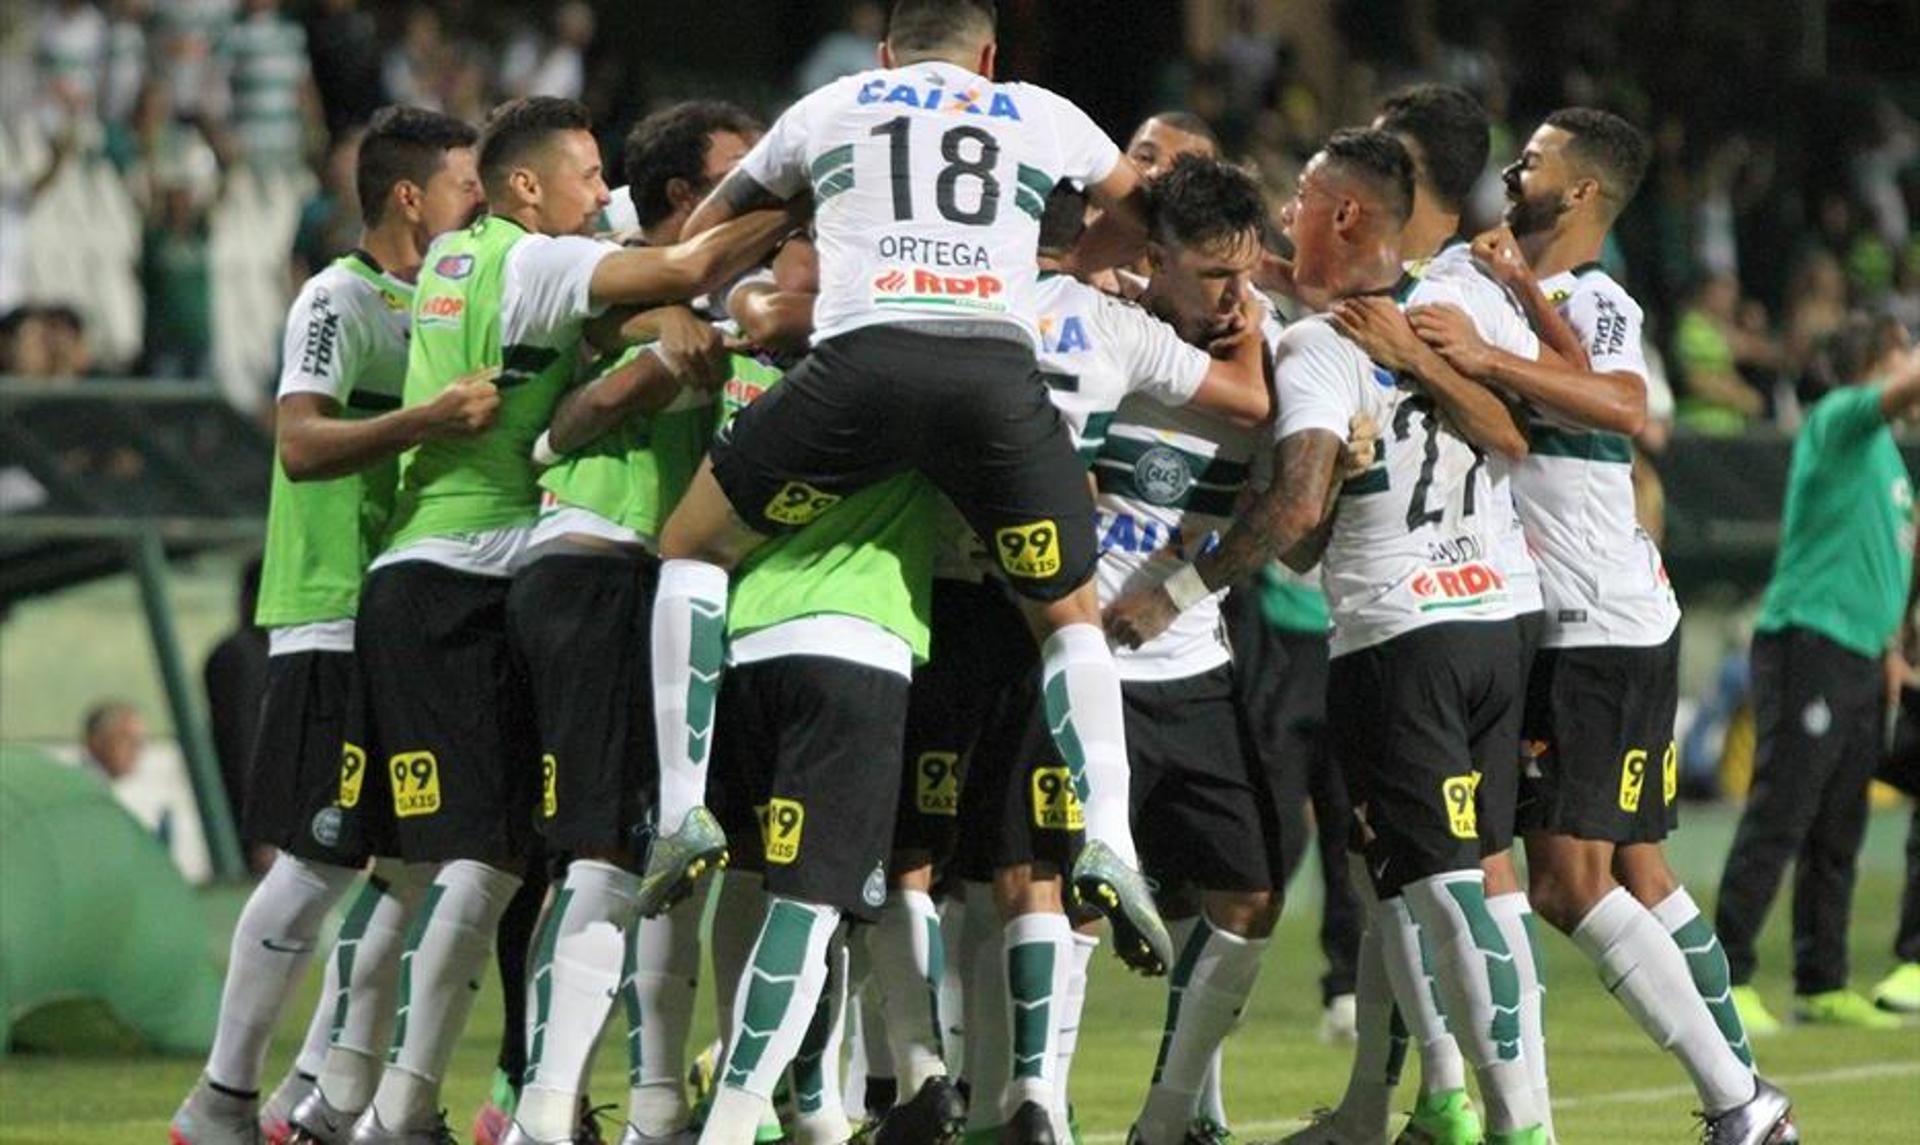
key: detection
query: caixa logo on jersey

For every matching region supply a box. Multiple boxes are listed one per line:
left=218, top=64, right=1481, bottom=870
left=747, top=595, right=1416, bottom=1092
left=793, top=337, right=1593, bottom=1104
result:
left=872, top=268, right=1007, bottom=312
left=858, top=78, right=1022, bottom=120
left=1410, top=562, right=1506, bottom=610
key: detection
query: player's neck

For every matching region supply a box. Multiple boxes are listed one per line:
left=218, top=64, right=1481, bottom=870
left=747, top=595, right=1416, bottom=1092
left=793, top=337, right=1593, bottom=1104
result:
left=358, top=225, right=424, bottom=283
left=1522, top=223, right=1603, bottom=280
left=1398, top=202, right=1459, bottom=265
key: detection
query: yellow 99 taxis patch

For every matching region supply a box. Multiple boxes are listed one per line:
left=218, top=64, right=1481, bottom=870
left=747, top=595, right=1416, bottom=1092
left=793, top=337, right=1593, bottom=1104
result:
left=1030, top=766, right=1085, bottom=831
left=761, top=797, right=805, bottom=865
left=1441, top=772, right=1480, bottom=840
left=766, top=481, right=841, bottom=527
left=541, top=754, right=558, bottom=819
left=1618, top=748, right=1649, bottom=813
left=338, top=742, right=367, bottom=809
left=996, top=520, right=1061, bottom=580
left=390, top=751, right=442, bottom=818
left=915, top=751, right=962, bottom=816
left=1661, top=741, right=1678, bottom=806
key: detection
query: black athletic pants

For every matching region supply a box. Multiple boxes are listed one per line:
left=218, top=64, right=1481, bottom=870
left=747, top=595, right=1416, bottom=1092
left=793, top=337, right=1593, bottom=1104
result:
left=1716, top=626, right=1886, bottom=994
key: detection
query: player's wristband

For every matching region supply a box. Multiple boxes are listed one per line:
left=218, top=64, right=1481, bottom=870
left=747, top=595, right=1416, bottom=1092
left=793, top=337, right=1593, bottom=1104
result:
left=531, top=430, right=562, bottom=468
left=1163, top=563, right=1212, bottom=612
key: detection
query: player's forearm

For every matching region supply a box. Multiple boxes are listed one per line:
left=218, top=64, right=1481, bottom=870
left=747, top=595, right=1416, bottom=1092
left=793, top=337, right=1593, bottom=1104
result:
left=279, top=406, right=439, bottom=481
left=1512, top=275, right=1590, bottom=370
left=729, top=286, right=816, bottom=355
left=1196, top=489, right=1324, bottom=591
left=1188, top=336, right=1272, bottom=426
left=1064, top=188, right=1151, bottom=276
left=1483, top=351, right=1646, bottom=436
left=547, top=351, right=681, bottom=454
left=593, top=207, right=798, bottom=309
left=1405, top=343, right=1530, bottom=460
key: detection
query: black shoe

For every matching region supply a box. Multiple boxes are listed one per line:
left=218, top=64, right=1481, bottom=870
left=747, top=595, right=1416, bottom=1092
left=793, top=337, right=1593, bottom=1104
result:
left=997, top=1102, right=1055, bottom=1145
left=872, top=1076, right=966, bottom=1145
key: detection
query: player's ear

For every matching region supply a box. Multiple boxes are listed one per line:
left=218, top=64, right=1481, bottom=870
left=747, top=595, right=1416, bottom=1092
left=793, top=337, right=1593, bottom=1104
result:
left=878, top=40, right=895, bottom=69
left=1568, top=176, right=1602, bottom=212
left=665, top=176, right=696, bottom=213
left=509, top=165, right=540, bottom=208
left=393, top=179, right=424, bottom=225
left=979, top=40, right=997, bottom=79
left=1145, top=240, right=1168, bottom=274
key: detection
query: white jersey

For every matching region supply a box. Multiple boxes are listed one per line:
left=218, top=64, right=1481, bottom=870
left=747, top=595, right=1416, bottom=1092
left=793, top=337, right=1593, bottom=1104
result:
left=1412, top=241, right=1544, bottom=616
left=276, top=251, right=412, bottom=410
left=1513, top=265, right=1680, bottom=649
left=1094, top=395, right=1259, bottom=681
left=1275, top=314, right=1514, bottom=657
left=736, top=61, right=1122, bottom=346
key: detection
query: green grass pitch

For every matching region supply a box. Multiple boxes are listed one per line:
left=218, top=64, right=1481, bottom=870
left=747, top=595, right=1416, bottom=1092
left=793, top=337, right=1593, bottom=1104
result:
left=3, top=805, right=1917, bottom=1144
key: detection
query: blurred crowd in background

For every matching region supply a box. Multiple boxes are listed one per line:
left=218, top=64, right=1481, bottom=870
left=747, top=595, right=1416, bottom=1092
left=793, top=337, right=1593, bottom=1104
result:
left=3, top=0, right=1918, bottom=433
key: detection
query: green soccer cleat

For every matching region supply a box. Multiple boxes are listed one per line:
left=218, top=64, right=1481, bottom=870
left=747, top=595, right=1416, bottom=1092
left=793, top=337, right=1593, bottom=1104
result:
left=637, top=807, right=730, bottom=918
left=1070, top=840, right=1171, bottom=976
left=1394, top=1089, right=1481, bottom=1145
left=1794, top=988, right=1902, bottom=1029
left=1730, top=985, right=1782, bottom=1037
left=1872, top=962, right=1920, bottom=1013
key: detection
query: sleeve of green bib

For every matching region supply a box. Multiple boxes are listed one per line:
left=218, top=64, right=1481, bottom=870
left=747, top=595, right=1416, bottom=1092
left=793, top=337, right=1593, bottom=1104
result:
left=1813, top=383, right=1888, bottom=448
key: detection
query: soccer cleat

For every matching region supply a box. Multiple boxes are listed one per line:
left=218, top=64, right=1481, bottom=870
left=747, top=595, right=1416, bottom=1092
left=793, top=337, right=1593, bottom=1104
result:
left=1184, top=1118, right=1233, bottom=1145
left=1318, top=994, right=1358, bottom=1044
left=1069, top=840, right=1171, bottom=976
left=1699, top=1078, right=1794, bottom=1145
left=616, top=1125, right=698, bottom=1145
left=1729, top=986, right=1781, bottom=1036
left=172, top=1077, right=265, bottom=1145
left=1873, top=961, right=1920, bottom=1013
left=637, top=807, right=730, bottom=918
left=288, top=1086, right=361, bottom=1145
left=264, top=1074, right=318, bottom=1145
left=1794, top=988, right=1902, bottom=1029
left=1394, top=1088, right=1481, bottom=1145
left=347, top=1107, right=459, bottom=1145
left=1276, top=1110, right=1367, bottom=1145
left=871, top=1075, right=967, bottom=1145
left=997, top=1102, right=1056, bottom=1145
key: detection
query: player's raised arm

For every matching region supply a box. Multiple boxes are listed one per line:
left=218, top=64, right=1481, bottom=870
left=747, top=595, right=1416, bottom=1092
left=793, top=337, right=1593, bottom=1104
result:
left=587, top=203, right=806, bottom=311
left=1331, top=294, right=1530, bottom=459
left=1409, top=299, right=1646, bottom=435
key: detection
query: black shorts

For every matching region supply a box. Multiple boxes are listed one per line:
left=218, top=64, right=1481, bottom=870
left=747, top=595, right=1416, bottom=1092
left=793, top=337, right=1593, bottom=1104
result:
left=1327, top=620, right=1521, bottom=897
left=1518, top=631, right=1681, bottom=844
left=348, top=561, right=538, bottom=865
left=894, top=579, right=1032, bottom=861
left=708, top=654, right=910, bottom=921
left=1477, top=611, right=1546, bottom=858
left=950, top=650, right=1082, bottom=883
left=507, top=553, right=658, bottom=861
left=242, top=649, right=366, bottom=865
left=709, top=325, right=1095, bottom=602
left=1127, top=665, right=1280, bottom=893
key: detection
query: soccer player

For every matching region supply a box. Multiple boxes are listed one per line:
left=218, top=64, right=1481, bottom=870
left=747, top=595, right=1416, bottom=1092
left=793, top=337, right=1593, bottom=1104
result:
left=1124, top=112, right=1219, bottom=182
left=644, top=0, right=1175, bottom=977
left=1713, top=311, right=1920, bottom=1031
left=1409, top=108, right=1794, bottom=1144
left=340, top=96, right=800, bottom=1145
left=170, top=105, right=490, bottom=1145
left=1108, top=129, right=1549, bottom=1145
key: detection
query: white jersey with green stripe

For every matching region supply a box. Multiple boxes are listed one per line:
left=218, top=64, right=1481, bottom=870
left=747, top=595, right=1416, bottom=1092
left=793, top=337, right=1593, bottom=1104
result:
left=735, top=60, right=1122, bottom=346
left=1411, top=241, right=1543, bottom=617
left=1276, top=311, right=1515, bottom=658
left=1093, top=395, right=1259, bottom=681
left=1515, top=266, right=1679, bottom=649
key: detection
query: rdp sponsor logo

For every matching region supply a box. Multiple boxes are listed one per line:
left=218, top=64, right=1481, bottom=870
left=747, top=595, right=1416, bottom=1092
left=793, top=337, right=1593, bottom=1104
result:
left=872, top=268, right=1006, bottom=311
left=417, top=294, right=465, bottom=324
left=1409, top=561, right=1506, bottom=611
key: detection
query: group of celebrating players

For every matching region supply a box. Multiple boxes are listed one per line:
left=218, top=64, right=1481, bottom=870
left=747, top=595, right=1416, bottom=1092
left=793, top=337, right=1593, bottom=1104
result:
left=168, top=3, right=1802, bottom=1145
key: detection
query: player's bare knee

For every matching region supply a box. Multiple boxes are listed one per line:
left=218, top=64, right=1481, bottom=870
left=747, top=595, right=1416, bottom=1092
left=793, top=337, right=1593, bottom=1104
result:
left=1203, top=889, right=1277, bottom=939
left=887, top=853, right=934, bottom=891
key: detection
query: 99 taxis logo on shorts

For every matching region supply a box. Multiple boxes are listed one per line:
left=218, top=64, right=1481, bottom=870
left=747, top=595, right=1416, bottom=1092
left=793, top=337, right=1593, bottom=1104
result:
left=760, top=797, right=805, bottom=865
left=765, top=481, right=841, bottom=526
left=996, top=519, right=1061, bottom=579
left=1030, top=766, right=1084, bottom=831
left=338, top=743, right=367, bottom=808
left=1617, top=743, right=1679, bottom=813
left=916, top=751, right=963, bottom=816
left=1442, top=771, right=1481, bottom=840
left=390, top=751, right=441, bottom=818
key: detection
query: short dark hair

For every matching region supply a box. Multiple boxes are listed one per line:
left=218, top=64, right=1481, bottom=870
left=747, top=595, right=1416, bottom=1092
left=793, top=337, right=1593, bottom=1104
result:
left=1136, top=110, right=1219, bottom=149
left=1542, top=107, right=1651, bottom=213
left=1148, top=154, right=1267, bottom=253
left=622, top=101, right=763, bottom=229
left=1037, top=180, right=1088, bottom=253
left=1375, top=83, right=1488, bottom=214
left=1822, top=310, right=1906, bottom=387
left=886, top=0, right=995, bottom=59
left=479, top=96, right=594, bottom=197
left=357, top=106, right=479, bottom=226
left=83, top=701, right=136, bottom=741
left=1320, top=127, right=1415, bottom=228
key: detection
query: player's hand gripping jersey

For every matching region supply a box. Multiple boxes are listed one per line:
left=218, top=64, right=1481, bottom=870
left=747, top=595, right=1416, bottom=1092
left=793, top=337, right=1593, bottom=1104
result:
left=735, top=62, right=1122, bottom=345
left=1276, top=316, right=1515, bottom=657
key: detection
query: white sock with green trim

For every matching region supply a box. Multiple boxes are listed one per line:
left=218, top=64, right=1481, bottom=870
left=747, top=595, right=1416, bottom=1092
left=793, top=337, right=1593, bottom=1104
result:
left=789, top=932, right=852, bottom=1144
left=625, top=889, right=703, bottom=1135
left=1002, top=911, right=1071, bottom=1134
left=1054, top=930, right=1098, bottom=1124
left=1376, top=894, right=1465, bottom=1097
left=371, top=860, right=522, bottom=1132
left=703, top=897, right=841, bottom=1142
left=518, top=860, right=642, bottom=1138
left=1401, top=871, right=1537, bottom=1135
left=1487, top=891, right=1553, bottom=1139
left=938, top=894, right=968, bottom=1076
left=1040, top=624, right=1138, bottom=868
left=652, top=559, right=730, bottom=836
left=868, top=888, right=948, bottom=1092
left=292, top=931, right=343, bottom=1080
left=1136, top=915, right=1267, bottom=1145
left=1651, top=886, right=1755, bottom=1070
left=1571, top=887, right=1756, bottom=1115
left=315, top=861, right=433, bottom=1115
left=206, top=854, right=359, bottom=1093
left=961, top=881, right=1009, bottom=1132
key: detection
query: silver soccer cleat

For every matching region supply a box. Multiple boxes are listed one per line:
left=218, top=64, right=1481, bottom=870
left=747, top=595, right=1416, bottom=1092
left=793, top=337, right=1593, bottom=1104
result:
left=1700, top=1078, right=1794, bottom=1145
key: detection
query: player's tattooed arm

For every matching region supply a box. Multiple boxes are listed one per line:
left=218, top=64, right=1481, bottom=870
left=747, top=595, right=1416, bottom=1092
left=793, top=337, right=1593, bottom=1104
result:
left=1104, top=428, right=1340, bottom=648
left=1410, top=302, right=1646, bottom=436
left=681, top=169, right=793, bottom=240
left=1330, top=296, right=1529, bottom=460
